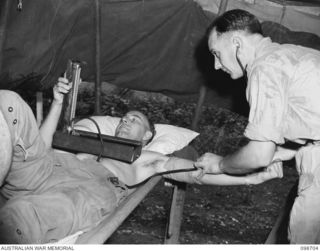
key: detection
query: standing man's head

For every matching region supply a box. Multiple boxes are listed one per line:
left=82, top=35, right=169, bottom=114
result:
left=115, top=111, right=155, bottom=146
left=207, top=9, right=263, bottom=79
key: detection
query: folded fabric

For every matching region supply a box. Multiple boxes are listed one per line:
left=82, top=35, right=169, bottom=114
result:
left=74, top=116, right=199, bottom=155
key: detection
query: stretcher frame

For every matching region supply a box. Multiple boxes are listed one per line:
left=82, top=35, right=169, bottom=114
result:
left=0, top=90, right=200, bottom=244
left=34, top=88, right=202, bottom=244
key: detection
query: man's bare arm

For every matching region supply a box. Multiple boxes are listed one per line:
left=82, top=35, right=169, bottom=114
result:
left=40, top=78, right=71, bottom=149
left=0, top=111, right=12, bottom=186
left=163, top=155, right=282, bottom=186
left=98, top=149, right=282, bottom=187
left=273, top=145, right=296, bottom=161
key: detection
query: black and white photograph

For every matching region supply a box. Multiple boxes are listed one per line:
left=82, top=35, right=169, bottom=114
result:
left=0, top=0, right=320, bottom=248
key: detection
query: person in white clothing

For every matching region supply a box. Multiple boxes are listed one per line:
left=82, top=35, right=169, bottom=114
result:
left=195, top=9, right=320, bottom=244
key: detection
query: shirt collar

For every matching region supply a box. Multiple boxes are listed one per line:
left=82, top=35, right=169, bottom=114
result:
left=246, top=36, right=273, bottom=74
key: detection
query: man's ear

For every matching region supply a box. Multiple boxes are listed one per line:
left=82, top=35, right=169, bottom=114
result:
left=143, top=130, right=153, bottom=142
left=232, top=36, right=242, bottom=52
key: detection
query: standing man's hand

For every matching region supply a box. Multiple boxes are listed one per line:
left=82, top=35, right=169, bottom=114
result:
left=52, top=77, right=71, bottom=105
left=194, top=152, right=223, bottom=174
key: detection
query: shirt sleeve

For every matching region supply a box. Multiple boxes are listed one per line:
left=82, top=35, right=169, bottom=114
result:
left=0, top=90, right=46, bottom=162
left=244, top=64, right=288, bottom=144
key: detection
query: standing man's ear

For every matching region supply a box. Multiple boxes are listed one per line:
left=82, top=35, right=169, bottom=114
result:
left=234, top=40, right=241, bottom=58
left=232, top=36, right=242, bottom=51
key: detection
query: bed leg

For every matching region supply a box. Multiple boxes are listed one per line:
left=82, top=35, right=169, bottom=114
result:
left=164, top=181, right=186, bottom=244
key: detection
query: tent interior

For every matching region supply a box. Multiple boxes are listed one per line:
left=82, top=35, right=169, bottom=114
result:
left=1, top=0, right=320, bottom=115
left=1, top=0, right=212, bottom=98
left=0, top=0, right=320, bottom=244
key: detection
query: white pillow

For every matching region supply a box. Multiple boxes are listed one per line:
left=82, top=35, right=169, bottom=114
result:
left=75, top=116, right=120, bottom=135
left=74, top=116, right=199, bottom=155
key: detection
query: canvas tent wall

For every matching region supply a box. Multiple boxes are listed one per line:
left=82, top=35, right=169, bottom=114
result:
left=0, top=0, right=210, bottom=98
left=1, top=0, right=320, bottom=115
left=197, top=0, right=320, bottom=37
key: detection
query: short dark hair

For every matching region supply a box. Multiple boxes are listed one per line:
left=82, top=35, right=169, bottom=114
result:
left=208, top=9, right=262, bottom=37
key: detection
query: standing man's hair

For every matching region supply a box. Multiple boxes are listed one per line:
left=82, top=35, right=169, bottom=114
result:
left=208, top=9, right=262, bottom=37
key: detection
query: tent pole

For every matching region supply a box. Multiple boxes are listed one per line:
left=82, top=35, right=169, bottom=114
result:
left=191, top=0, right=229, bottom=131
left=165, top=1, right=231, bottom=243
left=218, top=0, right=229, bottom=15
left=191, top=85, right=207, bottom=131
left=0, top=0, right=11, bottom=74
left=94, top=0, right=102, bottom=115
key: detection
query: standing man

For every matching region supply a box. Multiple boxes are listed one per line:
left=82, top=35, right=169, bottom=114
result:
left=195, top=9, right=320, bottom=244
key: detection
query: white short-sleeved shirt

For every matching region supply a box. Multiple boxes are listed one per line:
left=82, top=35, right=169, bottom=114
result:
left=244, top=37, right=320, bottom=145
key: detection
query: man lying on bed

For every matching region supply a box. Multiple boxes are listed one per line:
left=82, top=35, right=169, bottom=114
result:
left=0, top=77, right=282, bottom=244
left=77, top=110, right=283, bottom=188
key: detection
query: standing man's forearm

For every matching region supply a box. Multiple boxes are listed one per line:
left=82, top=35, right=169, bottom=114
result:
left=195, top=140, right=276, bottom=175
left=219, top=140, right=276, bottom=174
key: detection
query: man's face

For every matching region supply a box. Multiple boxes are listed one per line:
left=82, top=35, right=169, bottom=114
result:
left=115, top=111, right=151, bottom=142
left=208, top=30, right=243, bottom=79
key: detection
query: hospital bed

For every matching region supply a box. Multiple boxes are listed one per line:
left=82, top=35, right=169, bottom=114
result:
left=36, top=89, right=203, bottom=245
left=53, top=112, right=199, bottom=244
left=51, top=61, right=201, bottom=244
left=0, top=49, right=203, bottom=243
left=0, top=108, right=199, bottom=244
left=65, top=145, right=198, bottom=244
